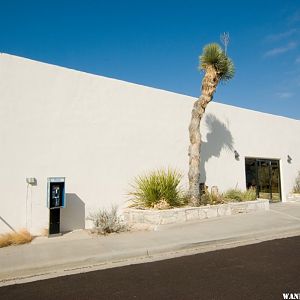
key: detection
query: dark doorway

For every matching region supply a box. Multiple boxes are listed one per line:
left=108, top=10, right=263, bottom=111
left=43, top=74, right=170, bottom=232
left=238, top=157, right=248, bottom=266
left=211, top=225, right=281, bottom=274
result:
left=49, top=208, right=60, bottom=234
left=245, top=158, right=281, bottom=202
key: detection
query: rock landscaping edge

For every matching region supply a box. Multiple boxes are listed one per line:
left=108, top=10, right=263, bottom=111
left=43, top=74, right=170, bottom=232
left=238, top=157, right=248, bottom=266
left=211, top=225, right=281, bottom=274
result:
left=123, top=199, right=269, bottom=226
left=287, top=193, right=300, bottom=202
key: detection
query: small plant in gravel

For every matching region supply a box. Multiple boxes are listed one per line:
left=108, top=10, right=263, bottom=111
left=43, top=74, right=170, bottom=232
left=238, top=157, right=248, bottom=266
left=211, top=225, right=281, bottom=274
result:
left=129, top=168, right=186, bottom=209
left=200, top=189, right=225, bottom=206
left=87, top=206, right=127, bottom=235
left=223, top=188, right=244, bottom=202
left=224, top=187, right=256, bottom=202
left=293, top=171, right=300, bottom=193
left=243, top=187, right=257, bottom=201
left=199, top=186, right=257, bottom=205
left=0, top=229, right=33, bottom=248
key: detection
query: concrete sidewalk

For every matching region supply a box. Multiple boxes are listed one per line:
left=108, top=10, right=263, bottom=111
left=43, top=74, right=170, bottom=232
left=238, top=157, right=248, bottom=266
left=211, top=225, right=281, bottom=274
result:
left=1, top=202, right=300, bottom=286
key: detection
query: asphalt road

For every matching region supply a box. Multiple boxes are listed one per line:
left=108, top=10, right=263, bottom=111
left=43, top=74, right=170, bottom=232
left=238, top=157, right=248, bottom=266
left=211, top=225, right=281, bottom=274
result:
left=1, top=236, right=300, bottom=300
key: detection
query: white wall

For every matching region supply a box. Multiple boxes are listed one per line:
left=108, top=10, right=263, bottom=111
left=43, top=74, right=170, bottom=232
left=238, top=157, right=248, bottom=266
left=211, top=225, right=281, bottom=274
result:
left=202, top=103, right=300, bottom=199
left=0, top=53, right=299, bottom=234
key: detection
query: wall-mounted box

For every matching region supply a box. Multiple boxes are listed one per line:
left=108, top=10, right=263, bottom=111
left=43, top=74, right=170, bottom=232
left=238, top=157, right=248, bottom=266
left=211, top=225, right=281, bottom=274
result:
left=26, top=177, right=37, bottom=185
left=47, top=177, right=66, bottom=209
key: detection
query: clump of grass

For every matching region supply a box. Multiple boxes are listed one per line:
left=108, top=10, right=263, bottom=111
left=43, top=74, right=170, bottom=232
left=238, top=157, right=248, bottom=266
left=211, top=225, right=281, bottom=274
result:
left=87, top=206, right=127, bottom=235
left=0, top=229, right=33, bottom=248
left=129, top=168, right=185, bottom=209
left=224, top=187, right=256, bottom=202
left=200, top=190, right=225, bottom=205
left=223, top=189, right=244, bottom=202
left=199, top=187, right=256, bottom=205
left=293, top=171, right=300, bottom=193
left=243, top=187, right=257, bottom=201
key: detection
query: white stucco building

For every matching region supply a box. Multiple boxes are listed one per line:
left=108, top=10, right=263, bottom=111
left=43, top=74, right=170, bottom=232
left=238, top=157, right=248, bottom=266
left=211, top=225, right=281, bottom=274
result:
left=1, top=53, right=299, bottom=235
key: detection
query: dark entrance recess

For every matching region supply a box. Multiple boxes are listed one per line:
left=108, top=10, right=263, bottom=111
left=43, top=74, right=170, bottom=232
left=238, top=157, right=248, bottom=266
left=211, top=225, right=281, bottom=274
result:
left=245, top=158, right=281, bottom=202
left=49, top=208, right=60, bottom=234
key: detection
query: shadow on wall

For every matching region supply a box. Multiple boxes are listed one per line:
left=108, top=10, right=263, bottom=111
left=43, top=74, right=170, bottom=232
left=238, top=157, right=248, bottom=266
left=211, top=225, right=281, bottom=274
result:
left=61, top=193, right=85, bottom=232
left=200, top=113, right=234, bottom=184
left=0, top=216, right=16, bottom=232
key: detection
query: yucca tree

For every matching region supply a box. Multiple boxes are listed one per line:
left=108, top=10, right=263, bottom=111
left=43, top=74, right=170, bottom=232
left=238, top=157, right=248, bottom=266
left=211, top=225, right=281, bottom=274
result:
left=188, top=43, right=235, bottom=205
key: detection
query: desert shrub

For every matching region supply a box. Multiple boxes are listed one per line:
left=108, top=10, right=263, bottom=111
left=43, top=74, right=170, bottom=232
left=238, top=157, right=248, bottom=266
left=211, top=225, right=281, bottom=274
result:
left=0, top=229, right=33, bottom=248
left=293, top=171, right=300, bottom=193
left=243, top=187, right=257, bottom=201
left=87, top=206, right=127, bottom=235
left=224, top=188, right=256, bottom=202
left=129, top=168, right=185, bottom=208
left=224, top=189, right=244, bottom=202
left=200, top=190, right=225, bottom=205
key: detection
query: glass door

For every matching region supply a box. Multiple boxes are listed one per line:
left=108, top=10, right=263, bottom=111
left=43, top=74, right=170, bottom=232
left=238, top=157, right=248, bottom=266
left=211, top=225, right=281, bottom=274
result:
left=257, top=159, right=271, bottom=200
left=270, top=160, right=281, bottom=202
left=245, top=158, right=281, bottom=202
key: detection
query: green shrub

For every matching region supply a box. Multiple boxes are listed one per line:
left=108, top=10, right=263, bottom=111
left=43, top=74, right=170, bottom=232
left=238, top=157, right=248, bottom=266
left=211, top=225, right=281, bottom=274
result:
left=224, top=188, right=243, bottom=201
left=224, top=188, right=256, bottom=202
left=129, top=168, right=185, bottom=209
left=243, top=187, right=257, bottom=201
left=87, top=206, right=127, bottom=235
left=293, top=171, right=300, bottom=193
left=200, top=190, right=225, bottom=205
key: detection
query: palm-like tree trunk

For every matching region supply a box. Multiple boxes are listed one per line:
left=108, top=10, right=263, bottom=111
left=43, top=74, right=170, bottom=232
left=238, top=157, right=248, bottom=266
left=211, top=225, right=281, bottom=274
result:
left=188, top=65, right=220, bottom=205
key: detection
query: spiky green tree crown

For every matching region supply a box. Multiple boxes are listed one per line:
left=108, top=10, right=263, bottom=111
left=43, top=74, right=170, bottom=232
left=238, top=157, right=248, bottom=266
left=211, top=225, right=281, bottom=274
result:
left=199, top=43, right=235, bottom=81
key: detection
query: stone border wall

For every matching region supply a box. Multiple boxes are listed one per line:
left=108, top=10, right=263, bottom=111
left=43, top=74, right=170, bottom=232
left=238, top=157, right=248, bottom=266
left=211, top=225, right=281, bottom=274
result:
left=287, top=193, right=300, bottom=202
left=123, top=199, right=269, bottom=226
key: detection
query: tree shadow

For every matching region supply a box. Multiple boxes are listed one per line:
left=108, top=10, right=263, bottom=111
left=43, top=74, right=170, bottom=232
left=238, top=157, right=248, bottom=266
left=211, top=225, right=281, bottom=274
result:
left=200, top=113, right=234, bottom=184
left=61, top=193, right=85, bottom=232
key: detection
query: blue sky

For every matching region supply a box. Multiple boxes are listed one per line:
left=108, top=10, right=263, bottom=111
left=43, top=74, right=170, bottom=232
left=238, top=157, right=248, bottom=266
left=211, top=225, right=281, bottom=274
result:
left=1, top=0, right=300, bottom=119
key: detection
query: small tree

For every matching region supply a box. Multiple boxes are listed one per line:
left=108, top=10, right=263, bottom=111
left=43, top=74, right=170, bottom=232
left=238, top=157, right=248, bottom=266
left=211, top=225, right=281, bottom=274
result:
left=188, top=43, right=235, bottom=205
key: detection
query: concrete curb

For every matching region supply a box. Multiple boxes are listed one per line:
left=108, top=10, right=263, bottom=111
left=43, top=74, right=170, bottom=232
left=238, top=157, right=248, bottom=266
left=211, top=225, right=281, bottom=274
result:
left=1, top=226, right=300, bottom=287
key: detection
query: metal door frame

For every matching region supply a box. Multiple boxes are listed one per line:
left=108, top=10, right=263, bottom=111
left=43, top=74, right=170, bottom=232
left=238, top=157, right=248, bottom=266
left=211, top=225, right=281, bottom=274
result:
left=245, top=157, right=281, bottom=202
